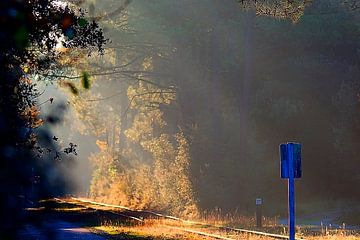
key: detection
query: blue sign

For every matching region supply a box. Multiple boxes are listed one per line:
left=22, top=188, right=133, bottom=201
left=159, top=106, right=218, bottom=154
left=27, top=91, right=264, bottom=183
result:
left=280, top=142, right=302, bottom=240
left=280, top=143, right=301, bottom=179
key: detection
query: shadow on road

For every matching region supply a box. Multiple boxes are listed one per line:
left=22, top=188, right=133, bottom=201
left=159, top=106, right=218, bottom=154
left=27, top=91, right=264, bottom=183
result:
left=18, top=199, right=158, bottom=240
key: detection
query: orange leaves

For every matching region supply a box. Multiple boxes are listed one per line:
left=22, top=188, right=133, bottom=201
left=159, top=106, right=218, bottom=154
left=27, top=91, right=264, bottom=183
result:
left=96, top=140, right=107, bottom=151
left=21, top=106, right=43, bottom=128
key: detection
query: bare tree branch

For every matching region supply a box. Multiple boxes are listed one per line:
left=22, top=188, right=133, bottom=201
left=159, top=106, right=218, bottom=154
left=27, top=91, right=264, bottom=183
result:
left=90, top=0, right=132, bottom=22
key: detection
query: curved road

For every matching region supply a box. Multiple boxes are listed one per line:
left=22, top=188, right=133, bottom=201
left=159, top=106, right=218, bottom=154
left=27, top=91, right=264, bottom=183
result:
left=18, top=220, right=105, bottom=240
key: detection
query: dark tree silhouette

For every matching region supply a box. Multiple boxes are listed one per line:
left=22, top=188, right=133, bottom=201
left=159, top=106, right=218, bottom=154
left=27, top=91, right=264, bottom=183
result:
left=0, top=0, right=106, bottom=238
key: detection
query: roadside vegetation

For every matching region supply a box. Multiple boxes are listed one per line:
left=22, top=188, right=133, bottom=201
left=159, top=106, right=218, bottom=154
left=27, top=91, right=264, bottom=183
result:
left=26, top=199, right=360, bottom=240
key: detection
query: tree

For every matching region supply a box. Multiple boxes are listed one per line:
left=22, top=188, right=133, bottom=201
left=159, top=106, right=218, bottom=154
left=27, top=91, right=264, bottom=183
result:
left=0, top=0, right=106, bottom=238
left=238, top=0, right=312, bottom=22
left=42, top=0, right=360, bottom=219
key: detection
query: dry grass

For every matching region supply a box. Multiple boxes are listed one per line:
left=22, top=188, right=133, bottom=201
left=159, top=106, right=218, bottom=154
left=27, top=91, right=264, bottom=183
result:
left=52, top=207, right=89, bottom=212
left=199, top=210, right=360, bottom=240
left=307, top=235, right=360, bottom=240
left=92, top=219, right=277, bottom=240
left=94, top=220, right=360, bottom=240
left=49, top=199, right=359, bottom=240
left=200, top=209, right=278, bottom=229
left=93, top=214, right=360, bottom=240
left=93, top=222, right=215, bottom=240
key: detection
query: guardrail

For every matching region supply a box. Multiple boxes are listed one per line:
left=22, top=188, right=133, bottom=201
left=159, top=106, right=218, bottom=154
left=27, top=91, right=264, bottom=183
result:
left=65, top=197, right=305, bottom=240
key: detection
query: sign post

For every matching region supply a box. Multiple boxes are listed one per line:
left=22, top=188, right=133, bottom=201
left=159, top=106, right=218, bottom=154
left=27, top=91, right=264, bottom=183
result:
left=280, top=142, right=301, bottom=240
left=255, top=198, right=263, bottom=228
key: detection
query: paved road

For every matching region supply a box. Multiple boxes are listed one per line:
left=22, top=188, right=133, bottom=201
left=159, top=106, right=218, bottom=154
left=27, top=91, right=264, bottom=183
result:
left=18, top=221, right=106, bottom=240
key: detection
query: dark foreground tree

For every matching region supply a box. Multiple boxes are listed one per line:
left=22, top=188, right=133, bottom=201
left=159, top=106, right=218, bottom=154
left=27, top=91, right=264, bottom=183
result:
left=0, top=0, right=106, bottom=238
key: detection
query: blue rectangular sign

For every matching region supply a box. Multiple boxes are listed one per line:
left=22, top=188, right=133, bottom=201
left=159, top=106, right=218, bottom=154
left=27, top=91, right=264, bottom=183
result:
left=280, top=143, right=289, bottom=178
left=280, top=143, right=301, bottom=179
left=293, top=143, right=302, bottom=178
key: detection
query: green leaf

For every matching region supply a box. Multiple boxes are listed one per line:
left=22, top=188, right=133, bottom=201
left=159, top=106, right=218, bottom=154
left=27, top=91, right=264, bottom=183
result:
left=78, top=18, right=88, bottom=27
left=14, top=26, right=29, bottom=48
left=81, top=71, right=91, bottom=89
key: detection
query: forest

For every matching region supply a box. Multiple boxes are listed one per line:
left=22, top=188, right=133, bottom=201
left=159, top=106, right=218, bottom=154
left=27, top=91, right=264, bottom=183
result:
left=1, top=0, right=360, bottom=239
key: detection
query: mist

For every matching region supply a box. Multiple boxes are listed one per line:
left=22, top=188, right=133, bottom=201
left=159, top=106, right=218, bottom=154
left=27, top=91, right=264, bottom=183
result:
left=38, top=0, right=360, bottom=223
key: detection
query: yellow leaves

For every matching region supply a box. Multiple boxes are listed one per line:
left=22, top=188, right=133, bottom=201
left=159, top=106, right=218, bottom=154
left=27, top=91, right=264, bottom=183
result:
left=142, top=57, right=153, bottom=71
left=108, top=165, right=118, bottom=179
left=56, top=47, right=69, bottom=53
left=124, top=109, right=166, bottom=144
left=89, top=148, right=114, bottom=169
left=126, top=82, right=172, bottom=143
left=125, top=114, right=149, bottom=142
left=141, top=134, right=175, bottom=158
left=175, top=131, right=191, bottom=169
left=88, top=61, right=198, bottom=216
left=239, top=0, right=311, bottom=23
left=96, top=140, right=108, bottom=151
left=127, top=84, right=176, bottom=110
left=64, top=89, right=109, bottom=136
left=91, top=78, right=198, bottom=216
left=57, top=49, right=88, bottom=68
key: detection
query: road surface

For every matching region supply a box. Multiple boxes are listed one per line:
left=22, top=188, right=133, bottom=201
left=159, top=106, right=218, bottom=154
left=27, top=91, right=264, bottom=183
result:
left=18, top=220, right=106, bottom=240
